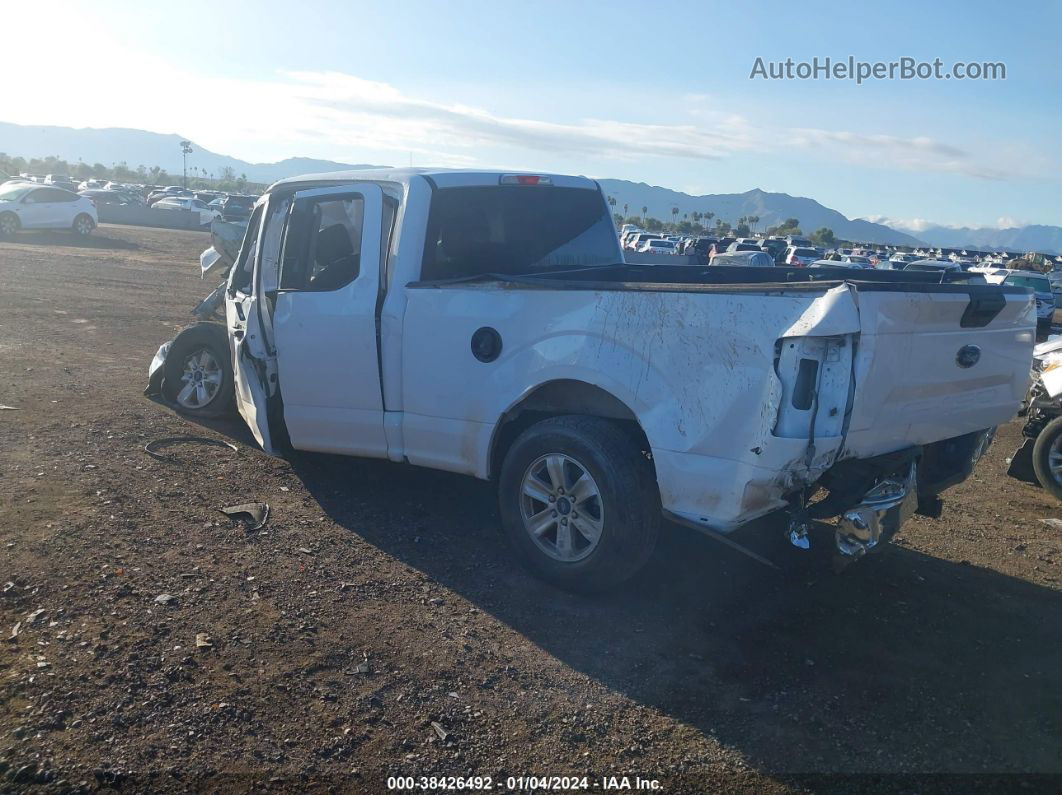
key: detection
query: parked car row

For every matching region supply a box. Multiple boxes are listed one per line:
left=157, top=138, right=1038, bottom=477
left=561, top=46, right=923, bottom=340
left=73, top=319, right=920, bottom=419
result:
left=0, top=173, right=262, bottom=235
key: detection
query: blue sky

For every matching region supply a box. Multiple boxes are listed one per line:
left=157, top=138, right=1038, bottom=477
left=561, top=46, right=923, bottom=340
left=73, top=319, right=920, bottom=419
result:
left=5, top=0, right=1060, bottom=229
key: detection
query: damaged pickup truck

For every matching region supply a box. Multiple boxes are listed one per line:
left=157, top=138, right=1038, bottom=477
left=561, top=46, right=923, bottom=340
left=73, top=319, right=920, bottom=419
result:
left=148, top=168, right=1035, bottom=590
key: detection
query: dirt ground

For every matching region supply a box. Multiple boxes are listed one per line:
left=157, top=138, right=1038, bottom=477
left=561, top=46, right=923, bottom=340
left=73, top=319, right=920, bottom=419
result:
left=0, top=225, right=1059, bottom=793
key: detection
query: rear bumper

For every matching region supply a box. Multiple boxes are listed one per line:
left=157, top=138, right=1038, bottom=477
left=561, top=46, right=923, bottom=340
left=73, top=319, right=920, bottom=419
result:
left=657, top=429, right=994, bottom=554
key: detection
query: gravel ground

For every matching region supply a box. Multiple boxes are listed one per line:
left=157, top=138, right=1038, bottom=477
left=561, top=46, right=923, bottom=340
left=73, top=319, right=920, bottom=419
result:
left=0, top=225, right=1060, bottom=793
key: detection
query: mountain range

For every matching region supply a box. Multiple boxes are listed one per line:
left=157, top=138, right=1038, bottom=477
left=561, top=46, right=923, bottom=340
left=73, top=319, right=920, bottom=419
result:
left=912, top=224, right=1062, bottom=255
left=0, top=122, right=380, bottom=184
left=1, top=121, right=1059, bottom=252
left=595, top=180, right=923, bottom=247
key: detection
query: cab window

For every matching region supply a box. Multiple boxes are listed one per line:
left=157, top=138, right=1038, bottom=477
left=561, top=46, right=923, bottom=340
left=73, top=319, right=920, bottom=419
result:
left=280, top=196, right=364, bottom=292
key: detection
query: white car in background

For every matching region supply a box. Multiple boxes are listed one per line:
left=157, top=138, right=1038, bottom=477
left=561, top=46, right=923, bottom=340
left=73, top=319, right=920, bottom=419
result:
left=153, top=196, right=223, bottom=227
left=784, top=246, right=818, bottom=266
left=974, top=268, right=1055, bottom=328
left=0, top=182, right=97, bottom=236
left=841, top=254, right=873, bottom=267
left=637, top=238, right=677, bottom=255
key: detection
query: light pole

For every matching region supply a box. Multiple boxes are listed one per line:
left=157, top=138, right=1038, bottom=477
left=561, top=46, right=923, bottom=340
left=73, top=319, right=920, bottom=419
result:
left=180, top=140, right=193, bottom=188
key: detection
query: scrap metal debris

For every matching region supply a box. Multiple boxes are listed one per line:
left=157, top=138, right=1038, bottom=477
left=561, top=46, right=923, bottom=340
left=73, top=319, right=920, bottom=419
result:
left=195, top=632, right=213, bottom=649
left=431, top=721, right=450, bottom=742
left=218, top=503, right=270, bottom=531
left=144, top=436, right=238, bottom=462
left=0, top=405, right=19, bottom=411
left=25, top=609, right=46, bottom=625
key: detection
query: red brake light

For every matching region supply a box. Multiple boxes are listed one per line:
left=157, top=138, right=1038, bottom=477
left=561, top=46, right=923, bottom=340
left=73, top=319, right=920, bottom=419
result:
left=499, top=174, right=552, bottom=186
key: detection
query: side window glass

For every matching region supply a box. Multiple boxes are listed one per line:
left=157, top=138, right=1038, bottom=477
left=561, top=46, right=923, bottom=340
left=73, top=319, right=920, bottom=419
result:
left=280, top=196, right=363, bottom=292
left=229, top=205, right=264, bottom=294
left=258, top=197, right=290, bottom=294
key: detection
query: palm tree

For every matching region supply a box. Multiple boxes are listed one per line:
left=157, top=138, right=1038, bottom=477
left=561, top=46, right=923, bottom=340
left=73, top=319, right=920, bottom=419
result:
left=703, top=211, right=714, bottom=227
left=671, top=206, right=679, bottom=229
left=641, top=205, right=648, bottom=223
left=623, top=203, right=628, bottom=218
left=748, top=215, right=760, bottom=234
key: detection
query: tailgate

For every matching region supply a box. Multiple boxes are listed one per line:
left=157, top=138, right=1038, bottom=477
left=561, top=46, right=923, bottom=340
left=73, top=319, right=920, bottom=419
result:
left=842, top=284, right=1035, bottom=458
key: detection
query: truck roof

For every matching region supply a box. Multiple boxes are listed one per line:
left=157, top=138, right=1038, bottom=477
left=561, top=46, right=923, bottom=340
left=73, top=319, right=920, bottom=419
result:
left=268, top=167, right=600, bottom=193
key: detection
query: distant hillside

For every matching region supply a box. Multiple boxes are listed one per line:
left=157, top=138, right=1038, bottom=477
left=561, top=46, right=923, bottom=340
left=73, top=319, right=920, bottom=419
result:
left=597, top=180, right=923, bottom=246
left=914, top=224, right=1062, bottom=255
left=0, top=122, right=381, bottom=184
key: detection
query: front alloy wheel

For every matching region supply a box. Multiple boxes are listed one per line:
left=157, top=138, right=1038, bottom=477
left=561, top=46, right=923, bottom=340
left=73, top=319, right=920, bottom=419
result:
left=175, top=348, right=224, bottom=410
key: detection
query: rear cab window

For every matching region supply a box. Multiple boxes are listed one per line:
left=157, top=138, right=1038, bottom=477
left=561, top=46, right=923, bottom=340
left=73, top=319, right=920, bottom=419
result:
left=420, top=186, right=618, bottom=280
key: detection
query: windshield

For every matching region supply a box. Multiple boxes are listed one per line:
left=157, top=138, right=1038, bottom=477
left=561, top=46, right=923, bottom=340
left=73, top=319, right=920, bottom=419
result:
left=1004, top=274, right=1051, bottom=292
left=0, top=184, right=34, bottom=202
left=421, top=186, right=618, bottom=280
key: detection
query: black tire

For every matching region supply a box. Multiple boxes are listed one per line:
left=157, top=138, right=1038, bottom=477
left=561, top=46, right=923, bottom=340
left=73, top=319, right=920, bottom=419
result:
left=72, top=214, right=95, bottom=236
left=0, top=212, right=19, bottom=237
left=1032, top=416, right=1062, bottom=499
left=497, top=415, right=661, bottom=592
left=161, top=324, right=236, bottom=419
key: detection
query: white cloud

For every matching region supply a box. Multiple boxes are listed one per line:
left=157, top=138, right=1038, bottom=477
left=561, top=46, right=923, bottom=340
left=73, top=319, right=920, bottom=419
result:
left=862, top=215, right=943, bottom=232
left=282, top=71, right=1003, bottom=179
left=0, top=48, right=1029, bottom=183
left=996, top=216, right=1027, bottom=229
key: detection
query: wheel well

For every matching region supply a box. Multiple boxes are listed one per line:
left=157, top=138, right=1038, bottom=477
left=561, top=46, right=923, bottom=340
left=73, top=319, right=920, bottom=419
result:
left=489, top=380, right=654, bottom=479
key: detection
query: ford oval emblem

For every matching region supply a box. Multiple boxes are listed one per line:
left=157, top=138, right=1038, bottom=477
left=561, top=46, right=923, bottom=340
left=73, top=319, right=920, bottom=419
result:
left=956, top=344, right=981, bottom=368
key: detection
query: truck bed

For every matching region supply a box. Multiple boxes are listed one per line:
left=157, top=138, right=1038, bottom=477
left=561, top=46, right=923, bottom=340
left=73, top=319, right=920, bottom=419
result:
left=403, top=263, right=1033, bottom=529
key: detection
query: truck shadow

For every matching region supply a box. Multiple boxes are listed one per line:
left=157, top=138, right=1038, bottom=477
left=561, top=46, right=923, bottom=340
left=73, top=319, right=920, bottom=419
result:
left=286, top=451, right=1062, bottom=777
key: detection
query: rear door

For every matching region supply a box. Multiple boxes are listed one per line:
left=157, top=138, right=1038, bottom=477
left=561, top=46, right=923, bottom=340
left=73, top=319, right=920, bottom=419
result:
left=270, top=183, right=388, bottom=456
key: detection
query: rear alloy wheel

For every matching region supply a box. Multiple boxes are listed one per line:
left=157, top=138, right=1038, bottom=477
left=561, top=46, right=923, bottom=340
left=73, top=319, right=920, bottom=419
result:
left=519, top=453, right=605, bottom=563
left=498, top=415, right=661, bottom=591
left=72, top=214, right=95, bottom=236
left=0, top=212, right=19, bottom=237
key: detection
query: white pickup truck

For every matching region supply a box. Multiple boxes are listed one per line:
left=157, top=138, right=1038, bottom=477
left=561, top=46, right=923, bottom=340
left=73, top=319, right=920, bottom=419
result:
left=150, top=168, right=1035, bottom=590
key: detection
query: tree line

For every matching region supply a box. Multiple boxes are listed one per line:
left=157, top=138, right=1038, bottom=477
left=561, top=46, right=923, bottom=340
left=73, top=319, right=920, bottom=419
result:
left=607, top=196, right=837, bottom=246
left=0, top=153, right=269, bottom=194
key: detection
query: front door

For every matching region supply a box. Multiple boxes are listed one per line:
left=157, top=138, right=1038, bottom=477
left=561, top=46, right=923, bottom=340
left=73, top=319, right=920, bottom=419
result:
left=18, top=188, right=56, bottom=228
